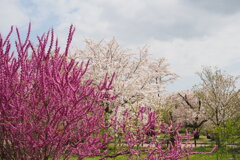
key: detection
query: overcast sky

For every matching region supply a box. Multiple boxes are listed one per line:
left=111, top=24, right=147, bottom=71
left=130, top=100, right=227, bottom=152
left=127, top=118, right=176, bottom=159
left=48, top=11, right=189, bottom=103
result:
left=1, top=0, right=240, bottom=91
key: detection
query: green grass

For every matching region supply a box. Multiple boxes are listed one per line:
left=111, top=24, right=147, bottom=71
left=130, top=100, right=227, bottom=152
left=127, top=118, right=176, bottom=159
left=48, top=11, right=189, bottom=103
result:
left=83, top=155, right=127, bottom=160
left=182, top=146, right=240, bottom=160
left=67, top=145, right=240, bottom=160
left=195, top=135, right=214, bottom=144
left=182, top=135, right=215, bottom=144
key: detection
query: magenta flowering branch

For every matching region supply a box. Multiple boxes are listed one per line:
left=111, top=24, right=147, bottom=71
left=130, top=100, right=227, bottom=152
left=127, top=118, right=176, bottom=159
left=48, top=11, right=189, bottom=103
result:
left=0, top=25, right=116, bottom=160
left=109, top=106, right=217, bottom=160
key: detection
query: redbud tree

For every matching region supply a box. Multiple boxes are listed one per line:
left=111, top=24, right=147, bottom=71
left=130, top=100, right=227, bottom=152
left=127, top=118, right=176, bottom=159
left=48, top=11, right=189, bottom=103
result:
left=0, top=24, right=116, bottom=160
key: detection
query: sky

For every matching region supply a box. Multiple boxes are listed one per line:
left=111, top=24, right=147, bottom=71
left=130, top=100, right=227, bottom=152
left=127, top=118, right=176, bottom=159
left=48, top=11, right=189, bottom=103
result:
left=0, top=0, right=240, bottom=92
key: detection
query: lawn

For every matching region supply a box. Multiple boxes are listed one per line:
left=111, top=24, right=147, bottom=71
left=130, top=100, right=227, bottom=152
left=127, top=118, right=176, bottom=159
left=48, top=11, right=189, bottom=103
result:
left=183, top=146, right=240, bottom=160
left=66, top=146, right=240, bottom=160
left=64, top=135, right=239, bottom=160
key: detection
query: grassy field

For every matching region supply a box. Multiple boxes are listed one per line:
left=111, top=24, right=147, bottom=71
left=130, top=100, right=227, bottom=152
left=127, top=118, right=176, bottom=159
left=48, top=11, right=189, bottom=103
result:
left=65, top=146, right=240, bottom=160
left=66, top=136, right=239, bottom=160
left=183, top=146, right=240, bottom=160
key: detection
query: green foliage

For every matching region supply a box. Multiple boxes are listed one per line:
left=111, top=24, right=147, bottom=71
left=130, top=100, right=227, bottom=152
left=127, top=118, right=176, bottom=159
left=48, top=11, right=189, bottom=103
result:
left=207, top=116, right=240, bottom=148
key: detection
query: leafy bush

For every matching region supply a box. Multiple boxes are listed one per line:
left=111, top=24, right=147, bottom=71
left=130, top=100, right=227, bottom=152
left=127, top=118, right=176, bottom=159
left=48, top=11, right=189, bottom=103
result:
left=213, top=116, right=240, bottom=147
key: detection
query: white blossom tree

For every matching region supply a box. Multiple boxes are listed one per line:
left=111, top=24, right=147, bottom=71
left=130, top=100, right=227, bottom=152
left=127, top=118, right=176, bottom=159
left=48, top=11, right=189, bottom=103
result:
left=155, top=90, right=207, bottom=147
left=194, top=67, right=240, bottom=146
left=157, top=90, right=208, bottom=146
left=72, top=39, right=177, bottom=110
left=162, top=91, right=207, bottom=132
left=194, top=67, right=240, bottom=127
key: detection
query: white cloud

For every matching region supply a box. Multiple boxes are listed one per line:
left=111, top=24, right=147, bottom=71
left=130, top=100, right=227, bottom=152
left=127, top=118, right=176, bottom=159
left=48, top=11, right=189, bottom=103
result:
left=149, top=15, right=240, bottom=77
left=0, top=0, right=29, bottom=34
left=27, top=0, right=112, bottom=46
left=1, top=0, right=240, bottom=91
left=100, top=0, right=147, bottom=18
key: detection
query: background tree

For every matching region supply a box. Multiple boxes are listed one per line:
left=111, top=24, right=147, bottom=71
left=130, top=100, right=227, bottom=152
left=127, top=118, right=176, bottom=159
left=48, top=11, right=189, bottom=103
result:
left=177, top=91, right=207, bottom=146
left=72, top=39, right=177, bottom=111
left=161, top=91, right=207, bottom=146
left=194, top=67, right=240, bottom=146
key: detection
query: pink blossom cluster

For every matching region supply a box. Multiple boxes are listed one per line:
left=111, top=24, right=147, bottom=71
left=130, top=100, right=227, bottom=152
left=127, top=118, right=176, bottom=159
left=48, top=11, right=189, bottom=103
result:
left=0, top=24, right=116, bottom=160
left=109, top=106, right=217, bottom=160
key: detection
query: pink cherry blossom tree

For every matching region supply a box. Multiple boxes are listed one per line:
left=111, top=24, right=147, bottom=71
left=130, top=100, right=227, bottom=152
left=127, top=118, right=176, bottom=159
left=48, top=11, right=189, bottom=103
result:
left=157, top=91, right=208, bottom=147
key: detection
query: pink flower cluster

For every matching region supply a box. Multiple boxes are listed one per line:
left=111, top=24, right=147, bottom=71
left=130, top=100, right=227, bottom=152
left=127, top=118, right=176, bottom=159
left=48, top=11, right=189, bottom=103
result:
left=109, top=106, right=217, bottom=159
left=0, top=24, right=115, bottom=160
